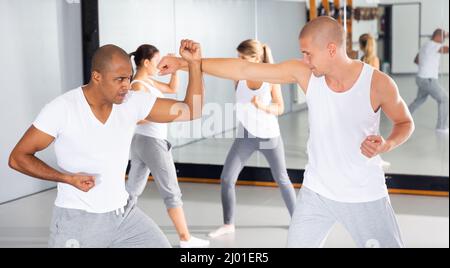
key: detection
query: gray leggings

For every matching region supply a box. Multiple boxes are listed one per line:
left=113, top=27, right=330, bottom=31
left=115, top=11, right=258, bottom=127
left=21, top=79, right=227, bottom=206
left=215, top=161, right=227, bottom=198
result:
left=127, top=134, right=183, bottom=209
left=220, top=127, right=296, bottom=224
left=409, top=77, right=449, bottom=129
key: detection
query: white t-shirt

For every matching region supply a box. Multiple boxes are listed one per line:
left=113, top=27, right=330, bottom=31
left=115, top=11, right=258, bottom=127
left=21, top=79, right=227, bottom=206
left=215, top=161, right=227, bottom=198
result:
left=418, top=40, right=443, bottom=79
left=132, top=80, right=168, bottom=140
left=33, top=87, right=157, bottom=213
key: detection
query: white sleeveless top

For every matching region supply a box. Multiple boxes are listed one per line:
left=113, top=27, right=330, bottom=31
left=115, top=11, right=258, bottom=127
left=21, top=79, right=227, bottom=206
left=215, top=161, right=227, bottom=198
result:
left=132, top=80, right=168, bottom=140
left=235, top=80, right=280, bottom=138
left=303, top=63, right=388, bottom=203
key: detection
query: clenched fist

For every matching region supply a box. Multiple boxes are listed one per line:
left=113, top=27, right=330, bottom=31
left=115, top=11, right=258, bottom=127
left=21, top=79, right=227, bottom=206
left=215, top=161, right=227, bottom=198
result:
left=157, top=40, right=202, bottom=75
left=64, top=173, right=96, bottom=192
left=360, top=135, right=388, bottom=158
left=179, top=39, right=202, bottom=63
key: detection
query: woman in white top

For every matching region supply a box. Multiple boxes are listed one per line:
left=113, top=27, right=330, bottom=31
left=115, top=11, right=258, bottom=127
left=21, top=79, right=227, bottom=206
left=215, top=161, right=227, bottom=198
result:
left=208, top=40, right=297, bottom=238
left=128, top=44, right=209, bottom=248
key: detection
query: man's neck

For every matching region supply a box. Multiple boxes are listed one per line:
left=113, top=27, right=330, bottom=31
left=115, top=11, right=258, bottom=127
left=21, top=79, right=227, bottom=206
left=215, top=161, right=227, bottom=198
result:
left=82, top=84, right=111, bottom=109
left=326, top=57, right=357, bottom=84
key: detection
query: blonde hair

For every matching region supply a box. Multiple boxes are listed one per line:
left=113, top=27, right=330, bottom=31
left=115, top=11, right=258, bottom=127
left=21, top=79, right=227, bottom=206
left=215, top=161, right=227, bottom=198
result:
left=237, top=39, right=274, bottom=63
left=359, top=33, right=377, bottom=66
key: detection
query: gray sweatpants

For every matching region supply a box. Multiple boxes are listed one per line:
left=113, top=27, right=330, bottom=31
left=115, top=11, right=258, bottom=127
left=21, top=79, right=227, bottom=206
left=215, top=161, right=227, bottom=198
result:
left=48, top=197, right=171, bottom=248
left=127, top=134, right=183, bottom=209
left=409, top=77, right=449, bottom=129
left=287, top=187, right=404, bottom=248
left=221, top=127, right=296, bottom=224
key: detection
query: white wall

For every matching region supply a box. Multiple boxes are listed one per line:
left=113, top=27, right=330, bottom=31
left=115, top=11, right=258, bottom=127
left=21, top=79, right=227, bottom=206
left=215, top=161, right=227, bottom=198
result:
left=173, top=0, right=257, bottom=144
left=0, top=0, right=83, bottom=203
left=391, top=3, right=420, bottom=74
left=258, top=0, right=307, bottom=110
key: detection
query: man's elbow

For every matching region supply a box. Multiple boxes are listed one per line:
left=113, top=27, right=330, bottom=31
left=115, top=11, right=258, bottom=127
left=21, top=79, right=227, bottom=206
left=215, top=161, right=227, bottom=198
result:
left=402, top=118, right=415, bottom=138
left=169, top=87, right=178, bottom=94
left=409, top=119, right=416, bottom=135
left=189, top=108, right=203, bottom=120
left=8, top=152, right=19, bottom=171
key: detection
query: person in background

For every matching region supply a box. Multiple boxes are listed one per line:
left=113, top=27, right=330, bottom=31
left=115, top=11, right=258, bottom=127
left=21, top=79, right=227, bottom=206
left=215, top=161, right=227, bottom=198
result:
left=359, top=33, right=380, bottom=70
left=128, top=44, right=210, bottom=248
left=359, top=33, right=390, bottom=171
left=409, top=29, right=449, bottom=134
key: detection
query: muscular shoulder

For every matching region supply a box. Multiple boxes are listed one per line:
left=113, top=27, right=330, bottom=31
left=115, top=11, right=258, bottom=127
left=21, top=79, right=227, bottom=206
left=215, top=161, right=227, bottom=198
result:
left=283, top=59, right=311, bottom=90
left=371, top=69, right=399, bottom=103
left=46, top=88, right=78, bottom=109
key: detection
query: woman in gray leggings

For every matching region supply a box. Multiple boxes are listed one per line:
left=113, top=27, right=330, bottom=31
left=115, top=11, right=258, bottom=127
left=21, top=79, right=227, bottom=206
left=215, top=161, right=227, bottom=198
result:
left=208, top=40, right=297, bottom=238
left=128, top=44, right=209, bottom=248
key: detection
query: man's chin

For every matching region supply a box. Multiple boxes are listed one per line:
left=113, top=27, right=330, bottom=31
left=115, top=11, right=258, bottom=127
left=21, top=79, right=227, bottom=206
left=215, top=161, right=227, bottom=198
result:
left=114, top=94, right=129, bottom=104
left=312, top=71, right=324, bottom=78
left=113, top=97, right=125, bottom=104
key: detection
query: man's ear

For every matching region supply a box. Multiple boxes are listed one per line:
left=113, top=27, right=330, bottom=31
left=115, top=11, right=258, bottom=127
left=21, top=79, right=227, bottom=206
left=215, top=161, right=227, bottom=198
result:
left=91, top=70, right=102, bottom=84
left=327, top=43, right=337, bottom=57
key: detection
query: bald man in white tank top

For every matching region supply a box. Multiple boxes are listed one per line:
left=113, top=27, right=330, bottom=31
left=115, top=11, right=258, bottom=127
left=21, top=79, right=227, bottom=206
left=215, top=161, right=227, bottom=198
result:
left=158, top=17, right=414, bottom=248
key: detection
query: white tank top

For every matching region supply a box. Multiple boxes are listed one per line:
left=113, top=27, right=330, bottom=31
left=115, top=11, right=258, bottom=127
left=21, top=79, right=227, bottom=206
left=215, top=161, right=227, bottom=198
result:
left=303, top=63, right=388, bottom=203
left=132, top=79, right=168, bottom=140
left=235, top=80, right=280, bottom=138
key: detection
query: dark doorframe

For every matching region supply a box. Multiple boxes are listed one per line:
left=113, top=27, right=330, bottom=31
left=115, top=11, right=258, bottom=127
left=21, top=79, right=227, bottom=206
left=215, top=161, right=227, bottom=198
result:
left=81, top=0, right=99, bottom=84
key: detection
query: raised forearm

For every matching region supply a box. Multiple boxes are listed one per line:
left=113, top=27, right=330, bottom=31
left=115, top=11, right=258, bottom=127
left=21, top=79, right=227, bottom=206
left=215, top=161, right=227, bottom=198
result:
left=176, top=58, right=246, bottom=80
left=169, top=72, right=180, bottom=92
left=163, top=57, right=300, bottom=85
left=182, top=60, right=204, bottom=120
left=201, top=58, right=251, bottom=80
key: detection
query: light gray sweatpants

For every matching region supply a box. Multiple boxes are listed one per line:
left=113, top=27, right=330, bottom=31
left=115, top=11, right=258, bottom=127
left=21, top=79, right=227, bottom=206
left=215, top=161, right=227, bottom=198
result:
left=221, top=127, right=296, bottom=225
left=287, top=187, right=404, bottom=248
left=127, top=134, right=183, bottom=209
left=409, top=77, right=449, bottom=129
left=48, top=197, right=171, bottom=248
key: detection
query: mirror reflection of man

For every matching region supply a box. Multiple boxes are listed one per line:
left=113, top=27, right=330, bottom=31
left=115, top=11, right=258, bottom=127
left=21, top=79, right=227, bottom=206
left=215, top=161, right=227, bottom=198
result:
left=410, top=29, right=449, bottom=134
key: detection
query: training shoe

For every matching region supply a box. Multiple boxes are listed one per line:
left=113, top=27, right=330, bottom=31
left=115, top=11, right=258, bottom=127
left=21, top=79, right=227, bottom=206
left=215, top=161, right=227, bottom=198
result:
left=208, top=225, right=235, bottom=238
left=179, top=236, right=210, bottom=248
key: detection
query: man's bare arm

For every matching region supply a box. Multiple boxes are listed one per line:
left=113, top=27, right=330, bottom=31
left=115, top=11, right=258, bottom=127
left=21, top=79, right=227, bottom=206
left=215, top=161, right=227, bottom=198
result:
left=146, top=40, right=204, bottom=123
left=158, top=57, right=311, bottom=91
left=360, top=72, right=415, bottom=158
left=439, top=46, right=449, bottom=54
left=9, top=126, right=95, bottom=192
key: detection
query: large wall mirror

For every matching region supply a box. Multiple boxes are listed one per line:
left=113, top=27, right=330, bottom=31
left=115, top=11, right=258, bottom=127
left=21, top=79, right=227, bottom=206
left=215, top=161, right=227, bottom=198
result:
left=98, top=0, right=449, bottom=193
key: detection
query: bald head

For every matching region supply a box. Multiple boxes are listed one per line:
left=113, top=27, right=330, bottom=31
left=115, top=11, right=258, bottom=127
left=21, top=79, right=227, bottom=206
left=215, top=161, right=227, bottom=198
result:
left=91, top=44, right=130, bottom=73
left=299, top=16, right=345, bottom=48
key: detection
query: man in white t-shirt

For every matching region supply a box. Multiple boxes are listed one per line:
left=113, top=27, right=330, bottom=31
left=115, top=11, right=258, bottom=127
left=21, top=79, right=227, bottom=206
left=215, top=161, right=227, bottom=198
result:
left=158, top=17, right=414, bottom=248
left=410, top=29, right=449, bottom=133
left=8, top=40, right=204, bottom=248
